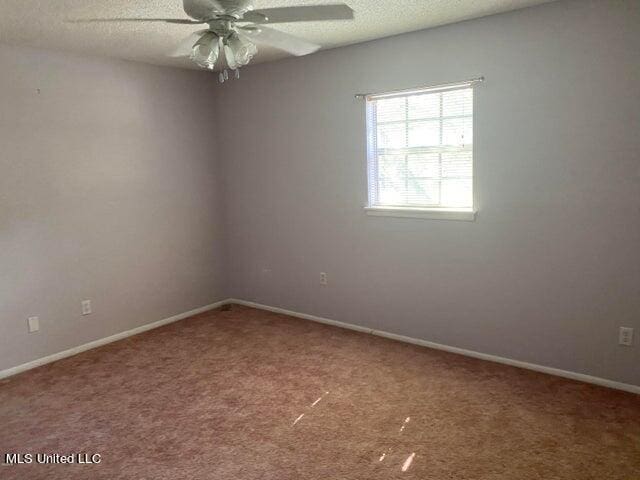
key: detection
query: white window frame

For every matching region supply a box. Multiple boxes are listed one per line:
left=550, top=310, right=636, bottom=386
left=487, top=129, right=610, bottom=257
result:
left=363, top=80, right=479, bottom=221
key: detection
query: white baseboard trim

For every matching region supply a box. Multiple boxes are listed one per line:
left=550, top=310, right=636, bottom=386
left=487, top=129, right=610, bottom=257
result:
left=0, top=299, right=230, bottom=381
left=230, top=299, right=640, bottom=395
left=3, top=297, right=637, bottom=395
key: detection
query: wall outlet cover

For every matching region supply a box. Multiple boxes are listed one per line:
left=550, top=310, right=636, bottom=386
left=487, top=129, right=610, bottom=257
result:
left=81, top=300, right=92, bottom=316
left=619, top=327, right=634, bottom=346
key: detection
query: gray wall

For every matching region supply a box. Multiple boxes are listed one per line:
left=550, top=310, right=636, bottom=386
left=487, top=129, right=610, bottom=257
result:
left=0, top=45, right=227, bottom=371
left=217, top=0, right=640, bottom=386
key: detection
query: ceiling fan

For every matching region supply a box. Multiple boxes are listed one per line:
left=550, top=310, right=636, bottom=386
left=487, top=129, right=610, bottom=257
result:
left=73, top=0, right=354, bottom=82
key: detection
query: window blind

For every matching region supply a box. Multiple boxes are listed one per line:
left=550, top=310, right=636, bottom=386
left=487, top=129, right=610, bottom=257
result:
left=366, top=83, right=474, bottom=210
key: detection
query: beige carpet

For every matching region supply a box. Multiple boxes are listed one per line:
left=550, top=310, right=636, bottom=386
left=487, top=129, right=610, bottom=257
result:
left=1, top=305, right=639, bottom=479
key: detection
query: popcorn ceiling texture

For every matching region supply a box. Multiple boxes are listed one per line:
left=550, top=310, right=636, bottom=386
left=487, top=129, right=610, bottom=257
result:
left=0, top=0, right=555, bottom=70
left=1, top=305, right=638, bottom=479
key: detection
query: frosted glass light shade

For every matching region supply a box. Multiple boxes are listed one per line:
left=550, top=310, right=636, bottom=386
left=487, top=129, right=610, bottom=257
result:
left=191, top=32, right=220, bottom=70
left=227, top=34, right=258, bottom=67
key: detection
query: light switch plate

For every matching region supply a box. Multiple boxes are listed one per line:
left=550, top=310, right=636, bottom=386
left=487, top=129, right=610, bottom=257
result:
left=28, top=316, right=39, bottom=333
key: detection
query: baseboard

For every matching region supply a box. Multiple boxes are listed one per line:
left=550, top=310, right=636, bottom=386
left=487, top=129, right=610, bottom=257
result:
left=4, top=297, right=637, bottom=395
left=0, top=299, right=231, bottom=381
left=230, top=299, right=640, bottom=395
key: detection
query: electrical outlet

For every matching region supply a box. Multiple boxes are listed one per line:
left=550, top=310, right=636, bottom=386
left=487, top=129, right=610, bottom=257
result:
left=27, top=316, right=39, bottom=333
left=81, top=300, right=92, bottom=316
left=320, top=272, right=328, bottom=285
left=619, top=327, right=634, bottom=346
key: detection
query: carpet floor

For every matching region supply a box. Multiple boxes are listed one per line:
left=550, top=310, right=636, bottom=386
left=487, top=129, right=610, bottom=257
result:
left=1, top=305, right=639, bottom=479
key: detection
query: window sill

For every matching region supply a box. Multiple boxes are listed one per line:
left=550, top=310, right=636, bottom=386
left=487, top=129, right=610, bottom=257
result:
left=364, top=206, right=476, bottom=221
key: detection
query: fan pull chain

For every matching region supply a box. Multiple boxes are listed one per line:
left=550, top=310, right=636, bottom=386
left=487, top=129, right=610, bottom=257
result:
left=218, top=69, right=241, bottom=84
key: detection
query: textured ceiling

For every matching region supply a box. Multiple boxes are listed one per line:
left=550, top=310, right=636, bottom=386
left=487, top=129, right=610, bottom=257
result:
left=0, top=0, right=557, bottom=70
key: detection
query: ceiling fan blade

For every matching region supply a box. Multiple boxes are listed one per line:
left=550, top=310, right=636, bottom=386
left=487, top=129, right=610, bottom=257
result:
left=170, top=30, right=209, bottom=57
left=239, top=26, right=320, bottom=56
left=183, top=0, right=225, bottom=20
left=69, top=18, right=204, bottom=24
left=242, top=4, right=354, bottom=24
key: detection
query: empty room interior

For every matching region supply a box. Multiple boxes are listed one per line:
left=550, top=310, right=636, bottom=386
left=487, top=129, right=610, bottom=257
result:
left=1, top=0, right=639, bottom=478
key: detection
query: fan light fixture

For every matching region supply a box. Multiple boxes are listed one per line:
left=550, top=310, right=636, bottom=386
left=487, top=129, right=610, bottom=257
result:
left=190, top=30, right=258, bottom=82
left=70, top=0, right=355, bottom=84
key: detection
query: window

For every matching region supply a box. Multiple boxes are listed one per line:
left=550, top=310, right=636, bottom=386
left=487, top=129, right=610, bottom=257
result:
left=365, top=81, right=476, bottom=220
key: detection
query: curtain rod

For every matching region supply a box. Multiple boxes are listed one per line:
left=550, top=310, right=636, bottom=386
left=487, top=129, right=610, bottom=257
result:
left=355, top=76, right=485, bottom=100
